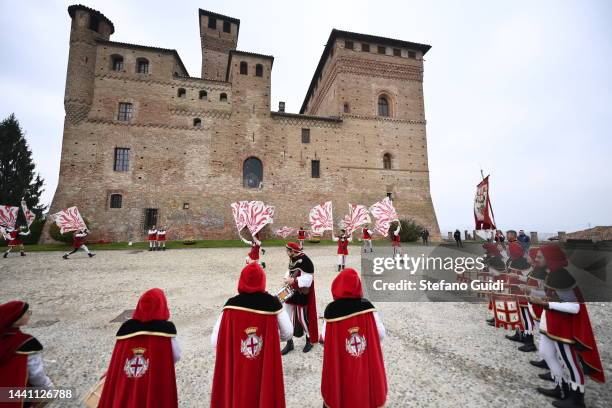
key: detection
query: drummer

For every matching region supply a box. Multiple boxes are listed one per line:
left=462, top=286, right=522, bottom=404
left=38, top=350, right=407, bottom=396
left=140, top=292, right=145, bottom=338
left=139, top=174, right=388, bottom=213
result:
left=280, top=242, right=319, bottom=355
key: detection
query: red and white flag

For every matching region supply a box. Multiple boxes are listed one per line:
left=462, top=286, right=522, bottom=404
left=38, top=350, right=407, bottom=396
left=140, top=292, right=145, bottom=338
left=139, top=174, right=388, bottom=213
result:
left=0, top=205, right=19, bottom=228
left=474, top=176, right=496, bottom=230
left=21, top=200, right=35, bottom=227
left=275, top=226, right=297, bottom=239
left=340, top=204, right=371, bottom=236
left=309, top=201, right=333, bottom=235
left=492, top=295, right=524, bottom=331
left=230, top=201, right=275, bottom=236
left=369, top=197, right=398, bottom=237
left=50, top=206, right=87, bottom=234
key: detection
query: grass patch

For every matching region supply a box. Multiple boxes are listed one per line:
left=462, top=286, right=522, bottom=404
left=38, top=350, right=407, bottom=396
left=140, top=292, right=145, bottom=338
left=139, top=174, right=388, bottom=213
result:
left=13, top=238, right=439, bottom=252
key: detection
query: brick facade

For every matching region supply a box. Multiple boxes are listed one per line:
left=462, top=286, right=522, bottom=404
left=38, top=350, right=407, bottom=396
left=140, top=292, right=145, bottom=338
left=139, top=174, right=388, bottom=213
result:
left=42, top=5, right=440, bottom=243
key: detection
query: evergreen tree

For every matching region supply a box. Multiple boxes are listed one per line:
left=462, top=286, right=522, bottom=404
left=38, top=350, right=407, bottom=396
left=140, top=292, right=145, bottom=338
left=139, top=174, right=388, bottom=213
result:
left=0, top=114, right=45, bottom=216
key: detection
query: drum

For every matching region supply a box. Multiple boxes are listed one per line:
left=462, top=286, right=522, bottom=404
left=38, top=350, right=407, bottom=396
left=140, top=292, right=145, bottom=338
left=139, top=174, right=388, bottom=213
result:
left=276, top=285, right=294, bottom=303
left=82, top=374, right=106, bottom=408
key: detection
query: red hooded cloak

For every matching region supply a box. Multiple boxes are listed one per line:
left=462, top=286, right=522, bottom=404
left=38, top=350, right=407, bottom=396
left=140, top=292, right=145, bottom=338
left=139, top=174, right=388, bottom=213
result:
left=321, top=268, right=387, bottom=408
left=0, top=301, right=43, bottom=408
left=98, top=288, right=178, bottom=408
left=211, top=263, right=285, bottom=408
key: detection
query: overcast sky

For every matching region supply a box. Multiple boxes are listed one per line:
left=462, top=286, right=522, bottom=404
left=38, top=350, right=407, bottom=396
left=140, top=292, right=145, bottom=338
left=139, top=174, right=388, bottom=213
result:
left=1, top=0, right=611, bottom=234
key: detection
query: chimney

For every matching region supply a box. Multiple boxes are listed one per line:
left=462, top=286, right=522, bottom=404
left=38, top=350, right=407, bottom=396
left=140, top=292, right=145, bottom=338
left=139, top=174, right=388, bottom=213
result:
left=278, top=101, right=285, bottom=113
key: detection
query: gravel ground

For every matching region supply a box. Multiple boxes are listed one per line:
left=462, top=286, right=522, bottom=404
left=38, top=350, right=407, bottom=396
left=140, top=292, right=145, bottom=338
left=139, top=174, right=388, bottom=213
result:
left=1, top=246, right=610, bottom=407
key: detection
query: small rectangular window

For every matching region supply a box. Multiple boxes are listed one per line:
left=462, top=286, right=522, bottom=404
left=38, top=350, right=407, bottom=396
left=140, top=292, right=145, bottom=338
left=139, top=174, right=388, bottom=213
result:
left=110, top=194, right=122, bottom=208
left=223, top=21, right=231, bottom=33
left=377, top=46, right=386, bottom=54
left=114, top=148, right=130, bottom=171
left=144, top=208, right=158, bottom=230
left=301, top=128, right=310, bottom=144
left=361, top=43, right=370, bottom=52
left=311, top=160, right=320, bottom=178
left=393, top=48, right=401, bottom=56
left=208, top=16, right=217, bottom=29
left=408, top=50, right=417, bottom=59
left=117, top=102, right=133, bottom=121
left=345, top=40, right=354, bottom=50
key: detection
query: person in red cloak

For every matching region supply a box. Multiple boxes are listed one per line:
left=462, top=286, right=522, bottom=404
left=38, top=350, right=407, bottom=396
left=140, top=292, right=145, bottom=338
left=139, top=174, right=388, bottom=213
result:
left=390, top=222, right=401, bottom=256
left=3, top=225, right=30, bottom=258
left=483, top=242, right=506, bottom=326
left=0, top=301, right=54, bottom=408
left=529, top=244, right=605, bottom=408
left=523, top=246, right=550, bottom=370
left=281, top=242, right=319, bottom=354
left=297, top=226, right=307, bottom=249
left=210, top=263, right=292, bottom=408
left=321, top=268, right=387, bottom=408
left=98, top=288, right=181, bottom=408
left=332, top=229, right=351, bottom=272
left=504, top=241, right=536, bottom=350
left=240, top=231, right=266, bottom=268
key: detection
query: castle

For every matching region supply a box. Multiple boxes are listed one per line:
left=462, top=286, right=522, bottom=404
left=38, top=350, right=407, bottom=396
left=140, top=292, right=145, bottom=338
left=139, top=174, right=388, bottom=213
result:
left=43, top=4, right=440, bottom=242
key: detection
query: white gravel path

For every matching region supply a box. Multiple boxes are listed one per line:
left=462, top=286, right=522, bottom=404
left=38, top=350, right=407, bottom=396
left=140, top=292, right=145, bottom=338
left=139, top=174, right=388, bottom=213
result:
left=1, top=246, right=610, bottom=407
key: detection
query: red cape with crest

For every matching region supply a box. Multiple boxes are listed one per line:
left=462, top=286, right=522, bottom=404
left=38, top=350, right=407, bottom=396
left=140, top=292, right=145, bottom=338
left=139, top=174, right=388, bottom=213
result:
left=211, top=263, right=285, bottom=408
left=0, top=301, right=38, bottom=408
left=98, top=289, right=178, bottom=408
left=322, top=269, right=387, bottom=408
left=538, top=245, right=605, bottom=384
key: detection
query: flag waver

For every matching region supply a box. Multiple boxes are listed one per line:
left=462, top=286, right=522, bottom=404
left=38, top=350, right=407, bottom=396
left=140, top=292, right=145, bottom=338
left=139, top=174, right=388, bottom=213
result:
left=21, top=200, right=35, bottom=228
left=339, top=204, right=371, bottom=236
left=369, top=197, right=398, bottom=237
left=0, top=205, right=19, bottom=229
left=309, top=201, right=333, bottom=235
left=50, top=206, right=87, bottom=234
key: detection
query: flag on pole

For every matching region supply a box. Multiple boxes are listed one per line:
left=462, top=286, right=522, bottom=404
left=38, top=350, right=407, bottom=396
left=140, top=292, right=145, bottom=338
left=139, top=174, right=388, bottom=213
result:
left=230, top=201, right=275, bottom=236
left=0, top=205, right=19, bottom=228
left=474, top=176, right=496, bottom=230
left=309, top=201, right=333, bottom=235
left=21, top=200, right=35, bottom=228
left=275, top=226, right=297, bottom=239
left=339, top=204, right=371, bottom=235
left=369, top=197, right=398, bottom=237
left=50, top=206, right=87, bottom=234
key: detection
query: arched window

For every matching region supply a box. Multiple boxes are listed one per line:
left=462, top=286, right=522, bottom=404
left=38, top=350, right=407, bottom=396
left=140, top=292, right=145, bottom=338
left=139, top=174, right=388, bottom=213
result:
left=110, top=193, right=122, bottom=208
left=220, top=93, right=228, bottom=102
left=255, top=64, right=263, bottom=77
left=199, top=90, right=208, bottom=100
left=136, top=58, right=149, bottom=74
left=383, top=153, right=392, bottom=169
left=243, top=157, right=263, bottom=188
left=193, top=118, right=202, bottom=128
left=240, top=61, right=248, bottom=75
left=177, top=88, right=186, bottom=98
left=343, top=103, right=350, bottom=113
left=111, top=55, right=123, bottom=71
left=378, top=96, right=390, bottom=117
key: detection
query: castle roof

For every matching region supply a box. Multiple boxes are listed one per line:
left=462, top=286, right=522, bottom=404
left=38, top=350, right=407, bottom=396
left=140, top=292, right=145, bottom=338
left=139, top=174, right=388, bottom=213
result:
left=199, top=9, right=241, bottom=35
left=299, top=29, right=431, bottom=114
left=68, top=4, right=115, bottom=34
left=96, top=39, right=189, bottom=76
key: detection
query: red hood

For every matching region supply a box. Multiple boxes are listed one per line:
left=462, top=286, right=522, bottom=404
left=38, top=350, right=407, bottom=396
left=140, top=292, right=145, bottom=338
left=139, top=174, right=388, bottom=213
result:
left=238, top=263, right=266, bottom=294
left=540, top=244, right=568, bottom=272
left=332, top=268, right=363, bottom=300
left=132, top=288, right=170, bottom=321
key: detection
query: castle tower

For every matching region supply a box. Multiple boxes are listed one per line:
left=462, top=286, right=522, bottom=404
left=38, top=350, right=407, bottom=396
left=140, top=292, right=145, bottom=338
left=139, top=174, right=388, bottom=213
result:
left=64, top=5, right=114, bottom=124
left=199, top=9, right=239, bottom=80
